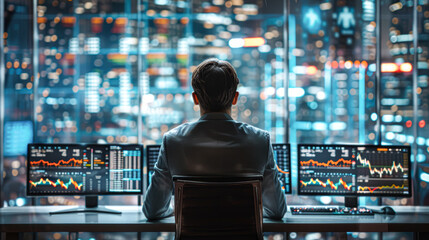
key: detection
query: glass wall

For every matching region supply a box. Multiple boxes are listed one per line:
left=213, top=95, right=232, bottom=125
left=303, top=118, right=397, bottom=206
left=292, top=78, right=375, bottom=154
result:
left=416, top=0, right=429, bottom=205
left=1, top=0, right=429, bottom=239
left=2, top=0, right=33, bottom=208
left=379, top=0, right=415, bottom=207
left=287, top=0, right=378, bottom=207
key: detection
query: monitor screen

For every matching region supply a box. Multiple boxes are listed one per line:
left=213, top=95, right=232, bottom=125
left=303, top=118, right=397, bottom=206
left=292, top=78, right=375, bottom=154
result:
left=355, top=146, right=411, bottom=196
left=145, top=144, right=292, bottom=195
left=298, top=144, right=411, bottom=197
left=273, top=143, right=292, bottom=194
left=27, top=144, right=143, bottom=196
left=4, top=120, right=33, bottom=157
left=146, top=145, right=161, bottom=188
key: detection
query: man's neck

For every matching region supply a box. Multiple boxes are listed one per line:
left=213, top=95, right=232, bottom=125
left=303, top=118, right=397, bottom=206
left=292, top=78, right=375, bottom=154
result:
left=200, top=109, right=231, bottom=117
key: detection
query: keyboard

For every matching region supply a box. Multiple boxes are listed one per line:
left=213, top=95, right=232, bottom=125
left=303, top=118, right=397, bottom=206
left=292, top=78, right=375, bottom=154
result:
left=290, top=206, right=374, bottom=215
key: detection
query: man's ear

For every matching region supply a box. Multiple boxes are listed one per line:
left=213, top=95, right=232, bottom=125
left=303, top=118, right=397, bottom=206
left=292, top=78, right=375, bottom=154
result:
left=232, top=92, right=239, bottom=105
left=192, top=92, right=199, bottom=105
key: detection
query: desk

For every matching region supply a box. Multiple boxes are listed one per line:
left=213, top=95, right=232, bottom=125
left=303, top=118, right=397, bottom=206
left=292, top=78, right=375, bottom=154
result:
left=1, top=206, right=429, bottom=239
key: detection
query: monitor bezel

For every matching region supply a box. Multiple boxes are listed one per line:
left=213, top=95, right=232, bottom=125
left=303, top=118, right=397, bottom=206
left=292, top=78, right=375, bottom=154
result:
left=27, top=143, right=144, bottom=196
left=297, top=144, right=412, bottom=197
left=272, top=143, right=292, bottom=195
left=145, top=144, right=161, bottom=189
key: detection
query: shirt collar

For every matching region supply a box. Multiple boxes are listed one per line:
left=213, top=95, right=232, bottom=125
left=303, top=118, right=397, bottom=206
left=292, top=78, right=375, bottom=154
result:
left=200, top=112, right=233, bottom=121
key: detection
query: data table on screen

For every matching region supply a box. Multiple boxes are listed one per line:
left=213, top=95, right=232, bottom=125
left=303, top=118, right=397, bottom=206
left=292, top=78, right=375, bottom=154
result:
left=146, top=145, right=161, bottom=188
left=27, top=144, right=143, bottom=196
left=273, top=144, right=292, bottom=194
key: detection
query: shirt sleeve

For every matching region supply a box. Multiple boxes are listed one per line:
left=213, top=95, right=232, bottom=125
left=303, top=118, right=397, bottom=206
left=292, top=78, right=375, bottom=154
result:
left=261, top=133, right=287, bottom=219
left=143, top=135, right=174, bottom=220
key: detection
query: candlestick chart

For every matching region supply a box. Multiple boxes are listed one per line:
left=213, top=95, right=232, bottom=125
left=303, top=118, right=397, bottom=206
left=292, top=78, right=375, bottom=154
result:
left=28, top=144, right=143, bottom=195
left=28, top=171, right=84, bottom=194
left=29, top=145, right=82, bottom=169
left=298, top=144, right=411, bottom=196
left=356, top=147, right=410, bottom=196
left=298, top=145, right=356, bottom=195
left=299, top=146, right=355, bottom=170
left=299, top=158, right=354, bottom=169
left=30, top=158, right=83, bottom=168
left=299, top=175, right=354, bottom=193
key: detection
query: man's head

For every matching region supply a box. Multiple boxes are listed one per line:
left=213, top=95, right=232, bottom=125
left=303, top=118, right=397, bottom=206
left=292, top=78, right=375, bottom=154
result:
left=191, top=58, right=239, bottom=114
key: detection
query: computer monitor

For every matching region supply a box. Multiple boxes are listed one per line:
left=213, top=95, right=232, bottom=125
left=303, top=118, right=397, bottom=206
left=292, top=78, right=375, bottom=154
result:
left=355, top=145, right=411, bottom=197
left=298, top=144, right=411, bottom=207
left=4, top=120, right=33, bottom=157
left=273, top=143, right=292, bottom=194
left=145, top=143, right=292, bottom=195
left=27, top=143, right=143, bottom=214
left=146, top=145, right=161, bottom=189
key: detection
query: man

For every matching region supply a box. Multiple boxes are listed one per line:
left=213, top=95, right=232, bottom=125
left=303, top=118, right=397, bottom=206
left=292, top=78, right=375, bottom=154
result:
left=143, top=58, right=287, bottom=220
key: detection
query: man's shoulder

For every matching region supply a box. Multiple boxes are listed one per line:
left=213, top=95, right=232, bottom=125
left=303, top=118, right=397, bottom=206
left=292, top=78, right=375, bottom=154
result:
left=164, top=119, right=269, bottom=140
left=164, top=122, right=193, bottom=137
left=235, top=121, right=269, bottom=138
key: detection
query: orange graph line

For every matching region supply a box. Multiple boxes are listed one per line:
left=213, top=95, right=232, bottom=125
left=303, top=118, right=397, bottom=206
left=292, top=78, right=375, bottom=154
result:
left=276, top=165, right=290, bottom=174
left=300, top=178, right=352, bottom=191
left=299, top=158, right=353, bottom=167
left=358, top=184, right=405, bottom=193
left=29, top=177, right=83, bottom=191
left=357, top=154, right=404, bottom=178
left=30, top=158, right=83, bottom=167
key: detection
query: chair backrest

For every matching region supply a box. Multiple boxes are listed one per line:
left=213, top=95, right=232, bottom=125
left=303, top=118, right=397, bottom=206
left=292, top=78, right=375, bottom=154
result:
left=173, top=175, right=263, bottom=240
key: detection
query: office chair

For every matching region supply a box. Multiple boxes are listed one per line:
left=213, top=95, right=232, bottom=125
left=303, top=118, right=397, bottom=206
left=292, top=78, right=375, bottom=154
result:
left=173, top=175, right=263, bottom=240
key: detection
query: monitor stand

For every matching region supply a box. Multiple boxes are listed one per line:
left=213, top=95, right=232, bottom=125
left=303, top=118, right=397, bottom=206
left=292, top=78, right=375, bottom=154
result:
left=49, top=196, right=121, bottom=215
left=345, top=196, right=358, bottom=208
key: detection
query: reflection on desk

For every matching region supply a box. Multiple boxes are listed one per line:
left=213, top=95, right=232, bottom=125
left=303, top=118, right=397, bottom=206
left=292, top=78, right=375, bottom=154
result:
left=1, top=205, right=429, bottom=233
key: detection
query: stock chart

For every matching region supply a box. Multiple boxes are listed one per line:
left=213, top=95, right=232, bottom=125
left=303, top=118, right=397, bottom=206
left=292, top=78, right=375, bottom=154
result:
left=273, top=144, right=291, bottom=194
left=29, top=145, right=82, bottom=168
left=28, top=144, right=142, bottom=195
left=298, top=145, right=356, bottom=195
left=28, top=145, right=84, bottom=194
left=356, top=147, right=410, bottom=196
left=298, top=145, right=411, bottom=197
left=28, top=171, right=84, bottom=193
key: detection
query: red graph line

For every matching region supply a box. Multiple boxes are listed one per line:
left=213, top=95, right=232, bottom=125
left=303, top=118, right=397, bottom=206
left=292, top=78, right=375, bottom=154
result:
left=300, top=178, right=352, bottom=191
left=357, top=154, right=404, bottom=178
left=30, top=158, right=83, bottom=167
left=299, top=158, right=353, bottom=167
left=358, top=184, right=405, bottom=193
left=29, top=177, right=83, bottom=191
left=276, top=165, right=290, bottom=174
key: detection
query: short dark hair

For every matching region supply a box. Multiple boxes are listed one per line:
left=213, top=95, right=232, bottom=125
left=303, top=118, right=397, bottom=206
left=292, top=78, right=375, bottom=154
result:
left=191, top=58, right=239, bottom=112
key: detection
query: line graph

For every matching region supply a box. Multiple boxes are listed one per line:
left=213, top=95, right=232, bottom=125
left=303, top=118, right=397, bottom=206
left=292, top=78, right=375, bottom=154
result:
left=354, top=146, right=411, bottom=196
left=30, top=158, right=83, bottom=168
left=357, top=154, right=404, bottom=178
left=29, top=177, right=83, bottom=191
left=273, top=144, right=291, bottom=194
left=276, top=165, right=289, bottom=174
left=300, top=178, right=353, bottom=191
left=358, top=184, right=405, bottom=193
left=299, top=158, right=353, bottom=168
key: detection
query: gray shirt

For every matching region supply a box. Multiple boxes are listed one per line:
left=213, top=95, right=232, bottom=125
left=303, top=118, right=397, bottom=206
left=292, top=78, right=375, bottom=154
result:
left=143, top=112, right=287, bottom=220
